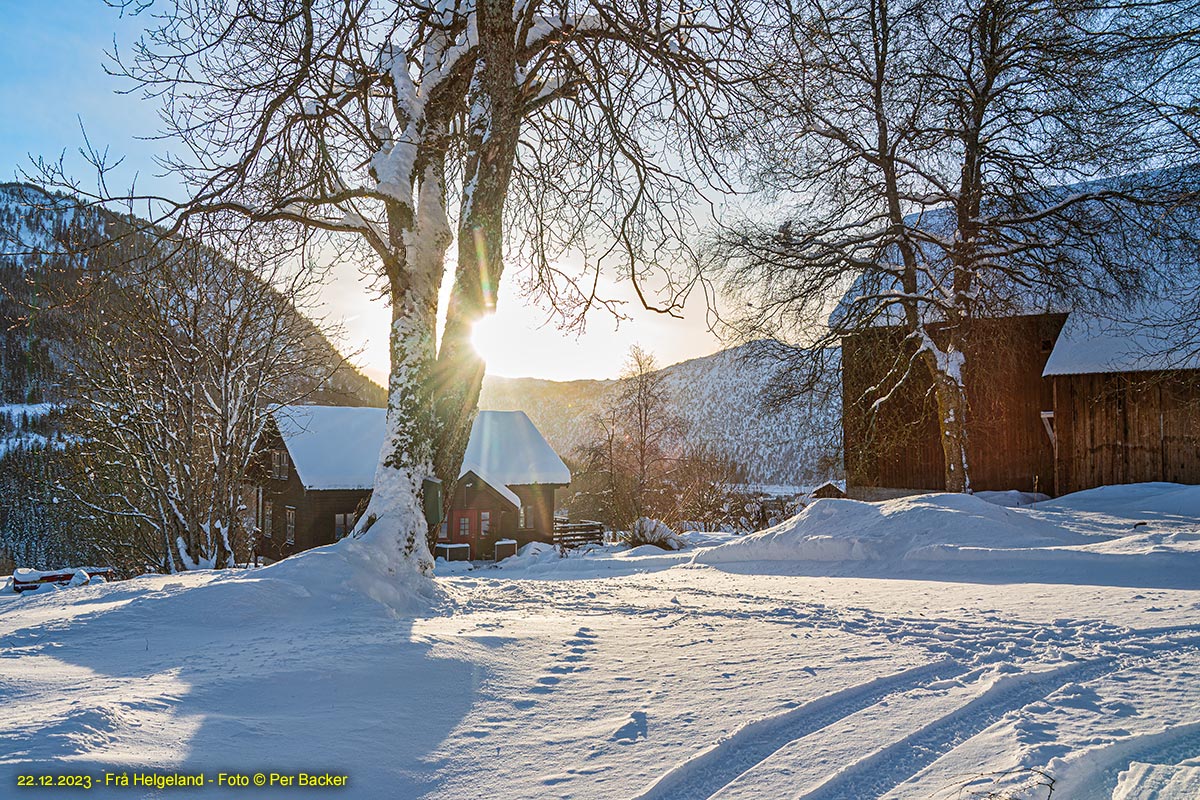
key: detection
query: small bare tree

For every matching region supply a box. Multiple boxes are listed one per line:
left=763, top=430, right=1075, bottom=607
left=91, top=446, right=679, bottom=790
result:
left=578, top=346, right=685, bottom=529
left=669, top=441, right=746, bottom=531
left=62, top=222, right=342, bottom=573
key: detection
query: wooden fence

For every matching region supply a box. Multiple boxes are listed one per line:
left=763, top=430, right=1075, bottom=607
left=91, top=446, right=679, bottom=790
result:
left=552, top=518, right=605, bottom=549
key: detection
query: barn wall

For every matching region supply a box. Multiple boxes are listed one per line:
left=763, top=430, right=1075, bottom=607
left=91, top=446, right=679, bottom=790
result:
left=843, top=313, right=1066, bottom=494
left=1054, top=371, right=1200, bottom=494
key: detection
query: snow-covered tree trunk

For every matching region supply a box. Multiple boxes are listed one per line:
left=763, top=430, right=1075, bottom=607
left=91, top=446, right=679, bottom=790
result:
left=354, top=154, right=454, bottom=574
left=921, top=344, right=971, bottom=493
left=355, top=294, right=439, bottom=573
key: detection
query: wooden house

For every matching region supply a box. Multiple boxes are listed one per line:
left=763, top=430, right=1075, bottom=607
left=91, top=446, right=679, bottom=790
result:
left=251, top=407, right=570, bottom=563
left=842, top=308, right=1200, bottom=497
left=1042, top=309, right=1200, bottom=494
left=810, top=481, right=846, bottom=500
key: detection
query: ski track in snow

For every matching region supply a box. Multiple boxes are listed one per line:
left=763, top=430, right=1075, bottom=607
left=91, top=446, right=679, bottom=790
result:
left=790, top=658, right=1118, bottom=800
left=631, top=659, right=967, bottom=800
left=451, top=575, right=1200, bottom=800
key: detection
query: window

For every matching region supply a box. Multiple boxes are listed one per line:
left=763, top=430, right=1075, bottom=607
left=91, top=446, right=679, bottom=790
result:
left=334, top=512, right=355, bottom=540
left=285, top=507, right=296, bottom=544
left=518, top=505, right=527, bottom=529
left=271, top=450, right=289, bottom=481
left=438, top=522, right=448, bottom=540
left=458, top=516, right=470, bottom=538
left=480, top=511, right=490, bottom=535
left=263, top=501, right=273, bottom=538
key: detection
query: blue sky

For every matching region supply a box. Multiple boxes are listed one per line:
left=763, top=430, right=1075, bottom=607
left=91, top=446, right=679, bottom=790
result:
left=0, top=2, right=168, bottom=194
left=0, top=2, right=723, bottom=382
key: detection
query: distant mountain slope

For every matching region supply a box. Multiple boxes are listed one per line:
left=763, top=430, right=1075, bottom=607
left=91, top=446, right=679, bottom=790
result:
left=0, top=183, right=384, bottom=407
left=480, top=343, right=842, bottom=485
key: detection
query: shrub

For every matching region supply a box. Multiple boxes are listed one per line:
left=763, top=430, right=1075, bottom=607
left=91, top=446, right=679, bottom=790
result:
left=621, top=517, right=685, bottom=551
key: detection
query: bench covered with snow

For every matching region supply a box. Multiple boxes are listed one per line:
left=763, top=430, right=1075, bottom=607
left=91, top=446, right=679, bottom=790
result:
left=12, top=567, right=113, bottom=593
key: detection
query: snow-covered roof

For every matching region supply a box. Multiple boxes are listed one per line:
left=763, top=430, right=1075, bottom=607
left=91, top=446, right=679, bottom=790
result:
left=274, top=406, right=570, bottom=492
left=829, top=169, right=1200, bottom=334
left=1043, top=301, right=1200, bottom=376
left=459, top=410, right=571, bottom=487
left=275, top=406, right=387, bottom=491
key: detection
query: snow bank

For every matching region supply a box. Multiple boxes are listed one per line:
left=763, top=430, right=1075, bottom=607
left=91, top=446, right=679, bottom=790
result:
left=695, top=493, right=1085, bottom=566
left=1035, top=482, right=1200, bottom=519
left=692, top=486, right=1200, bottom=588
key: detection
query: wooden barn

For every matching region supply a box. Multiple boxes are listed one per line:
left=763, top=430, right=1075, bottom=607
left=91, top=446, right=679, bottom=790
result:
left=250, top=407, right=571, bottom=563
left=1043, top=310, right=1200, bottom=495
left=842, top=309, right=1200, bottom=497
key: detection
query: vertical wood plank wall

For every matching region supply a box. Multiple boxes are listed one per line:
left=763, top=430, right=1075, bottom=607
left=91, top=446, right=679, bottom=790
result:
left=843, top=313, right=1066, bottom=494
left=1054, top=372, right=1200, bottom=495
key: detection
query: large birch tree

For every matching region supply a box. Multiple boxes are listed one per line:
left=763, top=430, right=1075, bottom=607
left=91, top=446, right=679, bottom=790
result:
left=53, top=0, right=743, bottom=574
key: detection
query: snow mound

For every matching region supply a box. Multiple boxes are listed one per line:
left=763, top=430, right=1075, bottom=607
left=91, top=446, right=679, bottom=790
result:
left=1036, top=482, right=1200, bottom=519
left=495, top=541, right=561, bottom=570
left=1113, top=763, right=1200, bottom=799
left=263, top=524, right=439, bottom=612
left=976, top=490, right=1051, bottom=508
left=695, top=493, right=1089, bottom=566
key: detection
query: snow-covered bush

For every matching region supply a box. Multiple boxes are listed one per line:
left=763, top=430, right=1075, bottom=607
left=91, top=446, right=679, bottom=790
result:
left=621, top=518, right=686, bottom=551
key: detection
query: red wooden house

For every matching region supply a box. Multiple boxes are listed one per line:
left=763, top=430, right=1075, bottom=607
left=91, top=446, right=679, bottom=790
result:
left=251, top=407, right=570, bottom=562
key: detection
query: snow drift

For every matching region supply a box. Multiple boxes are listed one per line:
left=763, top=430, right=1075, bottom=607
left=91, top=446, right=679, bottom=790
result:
left=695, top=493, right=1088, bottom=565
left=693, top=486, right=1200, bottom=588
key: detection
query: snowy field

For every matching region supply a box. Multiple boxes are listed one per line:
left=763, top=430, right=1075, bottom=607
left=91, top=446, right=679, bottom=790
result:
left=3, top=484, right=1200, bottom=799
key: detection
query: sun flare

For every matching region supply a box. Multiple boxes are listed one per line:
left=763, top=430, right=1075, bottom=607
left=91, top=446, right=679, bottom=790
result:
left=469, top=313, right=504, bottom=366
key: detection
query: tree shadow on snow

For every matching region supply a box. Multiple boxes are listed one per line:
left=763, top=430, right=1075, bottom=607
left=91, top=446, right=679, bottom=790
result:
left=0, top=567, right=480, bottom=799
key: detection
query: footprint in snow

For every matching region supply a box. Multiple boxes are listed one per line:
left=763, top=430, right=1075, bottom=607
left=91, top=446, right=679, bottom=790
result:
left=520, top=628, right=600, bottom=703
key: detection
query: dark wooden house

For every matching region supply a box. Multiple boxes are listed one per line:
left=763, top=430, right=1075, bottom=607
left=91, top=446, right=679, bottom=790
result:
left=250, top=407, right=570, bottom=563
left=810, top=481, right=847, bottom=500
left=842, top=309, right=1200, bottom=497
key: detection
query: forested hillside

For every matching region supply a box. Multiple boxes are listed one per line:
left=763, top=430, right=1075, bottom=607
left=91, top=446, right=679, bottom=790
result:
left=0, top=184, right=384, bottom=570
left=0, top=183, right=384, bottom=406
left=480, top=343, right=842, bottom=486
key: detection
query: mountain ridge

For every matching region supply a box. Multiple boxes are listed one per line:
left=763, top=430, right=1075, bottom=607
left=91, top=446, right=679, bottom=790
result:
left=480, top=341, right=842, bottom=486
left=0, top=182, right=385, bottom=407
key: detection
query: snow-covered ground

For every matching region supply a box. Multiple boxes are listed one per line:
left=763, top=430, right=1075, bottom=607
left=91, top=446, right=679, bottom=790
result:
left=2, top=484, right=1200, bottom=799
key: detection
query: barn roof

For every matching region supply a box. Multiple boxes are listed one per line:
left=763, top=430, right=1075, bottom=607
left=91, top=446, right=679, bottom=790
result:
left=274, top=406, right=570, bottom=492
left=830, top=168, right=1200, bottom=334
left=1042, top=301, right=1200, bottom=376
